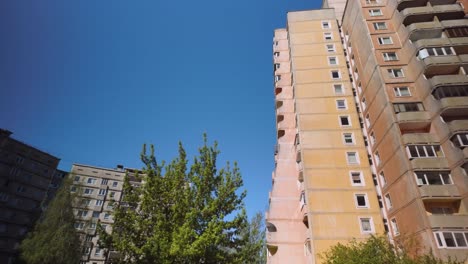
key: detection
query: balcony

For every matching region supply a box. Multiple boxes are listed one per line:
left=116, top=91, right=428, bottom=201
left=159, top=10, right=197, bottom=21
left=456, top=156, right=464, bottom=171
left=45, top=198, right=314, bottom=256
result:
left=397, top=0, right=427, bottom=11
left=448, top=120, right=468, bottom=134
left=419, top=184, right=460, bottom=198
left=402, top=133, right=438, bottom=144
left=430, top=74, right=468, bottom=89
left=407, top=21, right=443, bottom=41
left=440, top=97, right=468, bottom=119
left=428, top=215, right=468, bottom=228
left=396, top=111, right=431, bottom=131
left=411, top=158, right=449, bottom=169
left=420, top=55, right=464, bottom=76
left=401, top=4, right=464, bottom=26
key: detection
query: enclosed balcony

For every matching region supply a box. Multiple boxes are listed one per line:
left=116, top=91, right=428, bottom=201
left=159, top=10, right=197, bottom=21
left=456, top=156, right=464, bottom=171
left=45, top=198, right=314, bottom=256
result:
left=430, top=74, right=468, bottom=89
left=419, top=184, right=460, bottom=198
left=411, top=157, right=449, bottom=169
left=396, top=111, right=431, bottom=131
left=428, top=215, right=468, bottom=228
left=397, top=0, right=456, bottom=11
left=448, top=120, right=468, bottom=134
left=402, top=133, right=438, bottom=144
left=401, top=4, right=464, bottom=26
left=409, top=20, right=468, bottom=42
left=420, top=55, right=468, bottom=76
left=440, top=97, right=468, bottom=119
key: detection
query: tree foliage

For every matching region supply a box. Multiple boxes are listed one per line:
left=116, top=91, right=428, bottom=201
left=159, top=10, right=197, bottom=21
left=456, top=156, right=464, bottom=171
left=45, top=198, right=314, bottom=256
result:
left=321, top=235, right=464, bottom=264
left=100, top=135, right=254, bottom=263
left=237, top=211, right=266, bottom=264
left=19, top=176, right=81, bottom=264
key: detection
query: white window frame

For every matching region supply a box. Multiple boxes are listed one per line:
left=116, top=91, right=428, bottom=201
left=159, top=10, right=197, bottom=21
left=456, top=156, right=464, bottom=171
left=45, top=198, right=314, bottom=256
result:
left=98, top=189, right=106, bottom=196
left=434, top=231, right=468, bottom=248
left=275, top=75, right=281, bottom=82
left=339, top=115, right=351, bottom=127
left=359, top=217, right=374, bottom=233
left=394, top=86, right=411, bottom=97
left=274, top=63, right=280, bottom=71
left=347, top=152, right=360, bottom=164
left=387, top=68, right=404, bottom=78
left=336, top=99, right=347, bottom=110
left=365, top=114, right=371, bottom=128
left=328, top=56, right=338, bottom=65
left=326, top=44, right=336, bottom=52
left=406, top=145, right=444, bottom=158
left=390, top=218, right=400, bottom=236
left=361, top=97, right=367, bottom=111
left=343, top=133, right=355, bottom=145
left=87, top=178, right=97, bottom=184
left=112, top=181, right=118, bottom=187
left=374, top=151, right=381, bottom=166
left=350, top=171, right=365, bottom=186
left=83, top=188, right=93, bottom=195
left=453, top=133, right=468, bottom=147
left=333, top=84, right=344, bottom=94
left=414, top=171, right=453, bottom=185
left=331, top=70, right=341, bottom=79
left=384, top=193, right=393, bottom=209
left=354, top=193, right=369, bottom=208
left=322, top=21, right=331, bottom=29
left=274, top=52, right=280, bottom=57
left=95, top=200, right=104, bottom=206
left=369, top=131, right=376, bottom=145
left=383, top=52, right=398, bottom=61
left=324, top=32, right=333, bottom=40
left=369, top=9, right=383, bottom=16
left=379, top=171, right=387, bottom=186
left=378, top=37, right=393, bottom=45
left=101, top=178, right=109, bottom=185
left=373, top=22, right=388, bottom=30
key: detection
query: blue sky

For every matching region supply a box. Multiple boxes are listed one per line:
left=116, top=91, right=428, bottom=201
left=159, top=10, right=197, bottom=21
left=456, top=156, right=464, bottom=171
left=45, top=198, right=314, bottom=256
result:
left=0, top=0, right=319, bottom=217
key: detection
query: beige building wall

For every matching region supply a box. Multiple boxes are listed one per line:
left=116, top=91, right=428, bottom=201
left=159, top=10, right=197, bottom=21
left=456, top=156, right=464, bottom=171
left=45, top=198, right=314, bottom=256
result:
left=267, top=9, right=384, bottom=264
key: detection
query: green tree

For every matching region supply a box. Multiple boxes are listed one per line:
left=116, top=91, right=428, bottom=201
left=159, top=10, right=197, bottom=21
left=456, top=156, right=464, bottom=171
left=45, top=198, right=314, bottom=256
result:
left=237, top=211, right=266, bottom=264
left=100, top=135, right=250, bottom=263
left=19, top=176, right=82, bottom=264
left=321, top=235, right=464, bottom=264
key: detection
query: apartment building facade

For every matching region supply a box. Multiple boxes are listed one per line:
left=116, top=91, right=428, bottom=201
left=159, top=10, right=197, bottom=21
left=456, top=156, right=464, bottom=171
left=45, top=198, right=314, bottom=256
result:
left=267, top=10, right=385, bottom=264
left=70, top=164, right=142, bottom=264
left=267, top=0, right=468, bottom=262
left=0, top=129, right=65, bottom=264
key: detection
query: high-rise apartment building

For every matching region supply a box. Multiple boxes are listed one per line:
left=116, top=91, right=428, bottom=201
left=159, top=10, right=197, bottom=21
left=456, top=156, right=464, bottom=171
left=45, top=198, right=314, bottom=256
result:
left=70, top=164, right=143, bottom=264
left=267, top=0, right=468, bottom=262
left=0, top=129, right=66, bottom=264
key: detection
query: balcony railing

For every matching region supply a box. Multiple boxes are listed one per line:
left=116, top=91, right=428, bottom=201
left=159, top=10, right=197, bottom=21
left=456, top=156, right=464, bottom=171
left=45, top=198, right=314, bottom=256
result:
left=428, top=215, right=468, bottom=228
left=411, top=157, right=449, bottom=169
left=396, top=111, right=431, bottom=131
left=419, top=184, right=460, bottom=198
left=440, top=97, right=468, bottom=118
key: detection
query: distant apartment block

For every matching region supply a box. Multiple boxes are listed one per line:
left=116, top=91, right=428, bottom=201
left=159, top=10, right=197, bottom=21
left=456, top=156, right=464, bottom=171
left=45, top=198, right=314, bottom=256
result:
left=70, top=164, right=143, bottom=264
left=0, top=129, right=66, bottom=264
left=267, top=0, right=468, bottom=262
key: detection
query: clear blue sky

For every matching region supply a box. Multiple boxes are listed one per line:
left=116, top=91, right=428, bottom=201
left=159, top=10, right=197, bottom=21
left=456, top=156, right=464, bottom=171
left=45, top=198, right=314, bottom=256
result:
left=0, top=0, right=319, bottom=217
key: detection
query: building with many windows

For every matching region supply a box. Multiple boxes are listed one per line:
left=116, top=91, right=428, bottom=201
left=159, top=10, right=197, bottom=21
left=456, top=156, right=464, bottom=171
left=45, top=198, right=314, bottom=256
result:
left=0, top=129, right=66, bottom=264
left=70, top=164, right=143, bottom=264
left=267, top=0, right=468, bottom=262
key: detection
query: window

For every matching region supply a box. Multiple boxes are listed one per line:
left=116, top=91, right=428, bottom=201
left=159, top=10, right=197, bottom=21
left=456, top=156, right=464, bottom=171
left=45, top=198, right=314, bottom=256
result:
left=361, top=97, right=367, bottom=111
left=328, top=56, right=338, bottom=65
left=433, top=85, right=468, bottom=100
left=89, top=223, right=97, bottom=229
left=340, top=116, right=351, bottom=126
left=418, top=47, right=454, bottom=59
left=383, top=52, right=398, bottom=61
left=390, top=218, right=399, bottom=236
left=369, top=132, right=376, bottom=145
left=394, top=86, right=411, bottom=97
left=81, top=199, right=91, bottom=206
left=92, top=211, right=100, bottom=218
left=407, top=145, right=444, bottom=158
left=336, top=99, right=347, bottom=110
left=453, top=133, right=468, bottom=147
left=347, top=152, right=359, bottom=164
left=275, top=75, right=281, bottom=82
left=434, top=231, right=468, bottom=248
left=385, top=193, right=393, bottom=209
left=365, top=114, right=371, bottom=128
left=322, top=21, right=331, bottom=29
left=98, top=189, right=106, bottom=196
left=106, top=202, right=114, bottom=209
left=326, top=44, right=336, bottom=52
left=83, top=247, right=91, bottom=255
left=334, top=84, right=344, bottom=94
left=87, top=178, right=97, bottom=184
left=109, top=192, right=115, bottom=198
left=366, top=0, right=380, bottom=4
left=351, top=171, right=364, bottom=186
left=95, top=248, right=102, bottom=256
left=359, top=217, right=374, bottom=233
left=74, top=176, right=80, bottom=182
left=112, top=181, right=118, bottom=187
left=331, top=70, right=341, bottom=79
left=16, top=186, right=26, bottom=193
left=74, top=222, right=85, bottom=230
left=343, top=133, right=355, bottom=144
left=95, top=200, right=104, bottom=206
left=324, top=32, right=333, bottom=40
left=101, top=178, right=109, bottom=185
left=104, top=213, right=110, bottom=220
left=76, top=210, right=88, bottom=217
left=393, top=102, right=424, bottom=113
left=373, top=22, right=387, bottom=30
left=274, top=52, right=280, bottom=57
left=387, top=68, right=404, bottom=78
left=378, top=37, right=393, bottom=45
left=84, top=188, right=93, bottom=195
left=374, top=151, right=381, bottom=166
left=85, top=235, right=93, bottom=242
left=70, top=186, right=77, bottom=192
left=369, top=9, right=383, bottom=16
left=299, top=191, right=306, bottom=207
left=274, top=63, right=280, bottom=71
left=415, top=171, right=452, bottom=185
left=355, top=194, right=369, bottom=208
left=379, top=171, right=387, bottom=186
